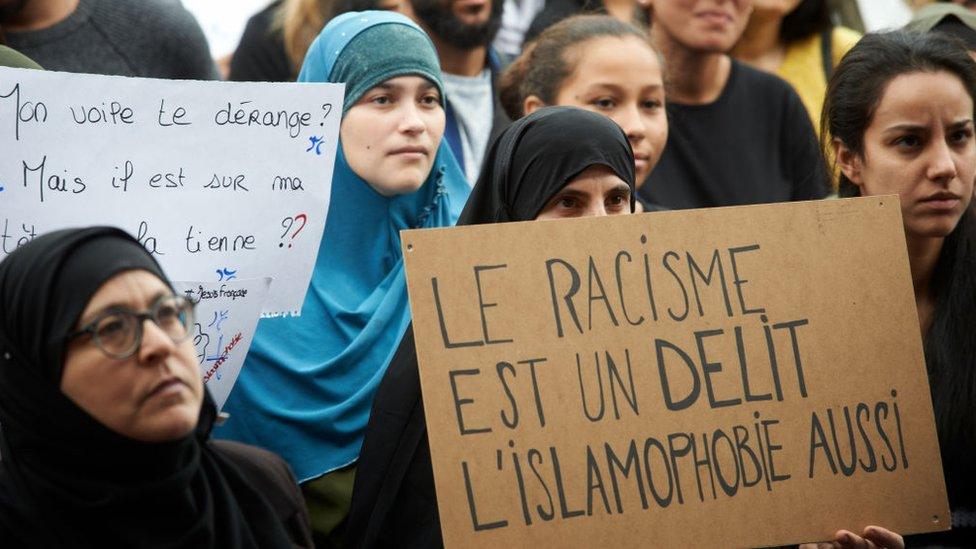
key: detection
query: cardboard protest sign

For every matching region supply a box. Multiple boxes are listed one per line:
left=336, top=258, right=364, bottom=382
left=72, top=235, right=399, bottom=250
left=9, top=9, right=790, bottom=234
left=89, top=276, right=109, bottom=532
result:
left=0, top=67, right=342, bottom=316
left=173, top=277, right=270, bottom=410
left=401, top=196, right=949, bottom=548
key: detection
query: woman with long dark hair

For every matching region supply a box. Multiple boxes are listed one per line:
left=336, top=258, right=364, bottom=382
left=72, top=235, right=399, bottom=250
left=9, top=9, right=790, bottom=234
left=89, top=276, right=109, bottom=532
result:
left=733, top=0, right=861, bottom=131
left=824, top=30, right=976, bottom=547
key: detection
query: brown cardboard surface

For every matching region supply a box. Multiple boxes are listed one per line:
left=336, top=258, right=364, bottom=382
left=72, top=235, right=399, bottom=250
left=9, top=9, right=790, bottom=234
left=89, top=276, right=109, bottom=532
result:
left=401, top=196, right=949, bottom=548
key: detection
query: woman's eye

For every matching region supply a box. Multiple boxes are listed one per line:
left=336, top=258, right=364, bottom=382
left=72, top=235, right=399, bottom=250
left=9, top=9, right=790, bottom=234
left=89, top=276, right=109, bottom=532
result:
left=156, top=305, right=178, bottom=321
left=894, top=135, right=920, bottom=149
left=950, top=128, right=973, bottom=145
left=642, top=99, right=662, bottom=110
left=558, top=197, right=578, bottom=209
left=420, top=94, right=440, bottom=105
left=592, top=98, right=615, bottom=110
left=370, top=95, right=392, bottom=105
left=96, top=317, right=127, bottom=338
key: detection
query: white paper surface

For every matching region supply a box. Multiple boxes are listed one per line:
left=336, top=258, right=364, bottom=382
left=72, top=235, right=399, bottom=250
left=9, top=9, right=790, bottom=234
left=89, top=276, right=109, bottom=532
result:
left=0, top=67, right=343, bottom=316
left=173, top=277, right=271, bottom=410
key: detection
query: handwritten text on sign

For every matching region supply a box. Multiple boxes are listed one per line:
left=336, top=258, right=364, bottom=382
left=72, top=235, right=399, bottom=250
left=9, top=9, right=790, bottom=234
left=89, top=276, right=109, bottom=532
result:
left=402, top=197, right=949, bottom=548
left=0, top=67, right=343, bottom=316
left=173, top=277, right=270, bottom=410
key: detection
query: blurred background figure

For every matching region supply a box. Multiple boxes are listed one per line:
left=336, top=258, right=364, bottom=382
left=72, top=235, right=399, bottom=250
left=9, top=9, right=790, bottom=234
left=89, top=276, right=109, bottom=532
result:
left=907, top=1, right=976, bottom=58
left=634, top=0, right=828, bottom=209
left=229, top=0, right=333, bottom=82
left=733, top=0, right=862, bottom=131
left=0, top=0, right=218, bottom=79
left=403, top=0, right=510, bottom=183
left=856, top=0, right=913, bottom=30
left=937, top=0, right=976, bottom=13
left=183, top=0, right=269, bottom=78
left=493, top=0, right=546, bottom=55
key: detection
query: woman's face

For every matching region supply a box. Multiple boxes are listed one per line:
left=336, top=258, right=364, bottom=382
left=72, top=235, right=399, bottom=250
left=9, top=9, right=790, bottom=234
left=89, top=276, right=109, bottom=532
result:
left=535, top=165, right=633, bottom=219
left=647, top=0, right=753, bottom=53
left=340, top=76, right=446, bottom=197
left=837, top=70, right=975, bottom=239
left=61, top=270, right=204, bottom=443
left=529, top=35, right=667, bottom=185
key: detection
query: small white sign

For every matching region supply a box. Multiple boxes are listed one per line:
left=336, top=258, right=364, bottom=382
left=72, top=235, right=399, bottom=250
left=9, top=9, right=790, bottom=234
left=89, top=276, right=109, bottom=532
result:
left=173, top=277, right=271, bottom=410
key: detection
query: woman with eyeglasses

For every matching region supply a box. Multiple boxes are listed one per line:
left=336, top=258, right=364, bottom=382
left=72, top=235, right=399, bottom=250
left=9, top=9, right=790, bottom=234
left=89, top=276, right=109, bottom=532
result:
left=0, top=227, right=312, bottom=548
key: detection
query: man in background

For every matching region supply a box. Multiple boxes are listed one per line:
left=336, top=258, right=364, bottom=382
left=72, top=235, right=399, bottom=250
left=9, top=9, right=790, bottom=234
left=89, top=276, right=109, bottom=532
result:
left=409, top=0, right=511, bottom=183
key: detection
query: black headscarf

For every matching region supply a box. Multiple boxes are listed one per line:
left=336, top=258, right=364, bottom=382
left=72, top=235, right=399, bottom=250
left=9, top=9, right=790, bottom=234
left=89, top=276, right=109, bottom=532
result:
left=0, top=227, right=293, bottom=548
left=458, top=105, right=636, bottom=225
left=346, top=106, right=637, bottom=548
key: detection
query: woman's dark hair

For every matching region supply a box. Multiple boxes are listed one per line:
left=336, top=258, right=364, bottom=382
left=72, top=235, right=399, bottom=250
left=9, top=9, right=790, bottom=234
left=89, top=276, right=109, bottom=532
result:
left=499, top=15, right=654, bottom=120
left=822, top=30, right=976, bottom=196
left=780, top=0, right=831, bottom=43
left=823, top=30, right=976, bottom=507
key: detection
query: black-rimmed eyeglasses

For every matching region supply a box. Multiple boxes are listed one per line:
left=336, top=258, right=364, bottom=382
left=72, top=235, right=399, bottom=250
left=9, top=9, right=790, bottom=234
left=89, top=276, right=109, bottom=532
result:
left=66, top=295, right=196, bottom=360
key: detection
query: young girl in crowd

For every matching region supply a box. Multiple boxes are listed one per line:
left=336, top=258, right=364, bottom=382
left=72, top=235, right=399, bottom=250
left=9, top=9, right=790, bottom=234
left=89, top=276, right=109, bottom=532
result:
left=635, top=0, right=828, bottom=209
left=732, top=0, right=861, bottom=130
left=0, top=227, right=312, bottom=548
left=824, top=30, right=976, bottom=547
left=215, top=11, right=471, bottom=543
left=344, top=105, right=638, bottom=547
left=500, top=15, right=668, bottom=211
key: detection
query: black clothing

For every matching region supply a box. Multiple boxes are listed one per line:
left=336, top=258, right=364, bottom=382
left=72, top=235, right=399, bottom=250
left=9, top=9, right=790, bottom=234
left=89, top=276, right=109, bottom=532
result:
left=229, top=0, right=294, bottom=82
left=211, top=440, right=315, bottom=548
left=345, top=107, right=635, bottom=548
left=639, top=60, right=829, bottom=209
left=907, top=208, right=976, bottom=547
left=0, top=227, right=304, bottom=549
left=341, top=327, right=437, bottom=549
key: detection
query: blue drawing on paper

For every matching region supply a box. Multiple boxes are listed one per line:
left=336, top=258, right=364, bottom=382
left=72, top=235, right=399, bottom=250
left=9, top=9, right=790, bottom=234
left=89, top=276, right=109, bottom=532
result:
left=306, top=135, right=325, bottom=155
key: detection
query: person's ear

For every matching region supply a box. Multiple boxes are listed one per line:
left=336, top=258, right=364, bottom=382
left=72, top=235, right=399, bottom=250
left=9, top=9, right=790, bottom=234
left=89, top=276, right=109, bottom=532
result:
left=523, top=95, right=546, bottom=115
left=833, top=138, right=865, bottom=188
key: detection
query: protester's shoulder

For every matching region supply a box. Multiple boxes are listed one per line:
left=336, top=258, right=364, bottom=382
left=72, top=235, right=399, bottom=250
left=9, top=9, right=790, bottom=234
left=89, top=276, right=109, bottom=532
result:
left=88, top=0, right=216, bottom=78
left=730, top=59, right=803, bottom=106
left=210, top=439, right=298, bottom=490
left=90, top=0, right=202, bottom=34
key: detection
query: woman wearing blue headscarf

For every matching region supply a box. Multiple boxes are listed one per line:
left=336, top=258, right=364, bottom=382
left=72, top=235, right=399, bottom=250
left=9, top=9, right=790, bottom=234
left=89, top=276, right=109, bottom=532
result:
left=215, top=11, right=471, bottom=542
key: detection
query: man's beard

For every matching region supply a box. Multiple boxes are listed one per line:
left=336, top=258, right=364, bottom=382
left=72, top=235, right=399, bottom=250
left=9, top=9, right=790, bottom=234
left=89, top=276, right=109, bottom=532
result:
left=0, top=0, right=30, bottom=23
left=411, top=0, right=502, bottom=51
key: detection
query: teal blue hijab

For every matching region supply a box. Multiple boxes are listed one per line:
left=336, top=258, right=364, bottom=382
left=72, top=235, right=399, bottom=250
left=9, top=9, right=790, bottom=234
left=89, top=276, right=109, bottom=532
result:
left=216, top=11, right=470, bottom=482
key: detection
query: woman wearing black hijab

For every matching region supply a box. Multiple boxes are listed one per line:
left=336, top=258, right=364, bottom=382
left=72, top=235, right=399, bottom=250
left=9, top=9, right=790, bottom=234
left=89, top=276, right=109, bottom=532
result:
left=0, top=227, right=312, bottom=548
left=345, top=106, right=636, bottom=548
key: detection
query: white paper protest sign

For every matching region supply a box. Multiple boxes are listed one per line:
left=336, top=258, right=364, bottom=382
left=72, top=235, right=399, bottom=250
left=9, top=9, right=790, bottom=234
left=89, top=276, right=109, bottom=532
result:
left=173, top=277, right=271, bottom=410
left=0, top=67, right=343, bottom=316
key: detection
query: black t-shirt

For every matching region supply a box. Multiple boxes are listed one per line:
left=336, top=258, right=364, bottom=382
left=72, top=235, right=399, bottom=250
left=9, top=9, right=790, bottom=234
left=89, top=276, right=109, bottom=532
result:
left=229, top=0, right=294, bottom=82
left=639, top=59, right=828, bottom=209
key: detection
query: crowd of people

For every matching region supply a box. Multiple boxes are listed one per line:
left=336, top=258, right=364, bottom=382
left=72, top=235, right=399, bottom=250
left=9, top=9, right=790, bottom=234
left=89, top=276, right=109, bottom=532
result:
left=0, top=0, right=974, bottom=547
